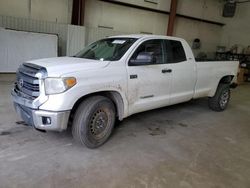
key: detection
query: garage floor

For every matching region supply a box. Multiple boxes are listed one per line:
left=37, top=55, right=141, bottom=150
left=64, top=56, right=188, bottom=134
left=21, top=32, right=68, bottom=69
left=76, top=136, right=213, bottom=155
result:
left=0, top=75, right=250, bottom=188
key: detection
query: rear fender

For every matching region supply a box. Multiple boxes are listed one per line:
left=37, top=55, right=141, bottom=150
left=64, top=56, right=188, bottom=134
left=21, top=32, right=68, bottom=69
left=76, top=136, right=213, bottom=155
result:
left=208, top=75, right=234, bottom=97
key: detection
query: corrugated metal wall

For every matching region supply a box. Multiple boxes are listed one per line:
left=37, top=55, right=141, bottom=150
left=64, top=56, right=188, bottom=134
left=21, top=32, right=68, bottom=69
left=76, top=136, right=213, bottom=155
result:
left=0, top=15, right=131, bottom=57
left=85, top=26, right=130, bottom=45
left=67, top=25, right=86, bottom=56
left=0, top=15, right=69, bottom=56
left=0, top=28, right=58, bottom=72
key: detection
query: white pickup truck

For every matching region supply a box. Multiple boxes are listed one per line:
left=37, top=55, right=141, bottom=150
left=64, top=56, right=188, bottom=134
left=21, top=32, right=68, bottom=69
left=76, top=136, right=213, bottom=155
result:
left=12, top=35, right=239, bottom=148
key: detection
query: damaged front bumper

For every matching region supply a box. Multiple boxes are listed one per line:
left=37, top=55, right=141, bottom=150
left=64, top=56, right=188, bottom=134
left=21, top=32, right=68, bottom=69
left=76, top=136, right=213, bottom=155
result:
left=11, top=89, right=70, bottom=132
left=13, top=102, right=70, bottom=131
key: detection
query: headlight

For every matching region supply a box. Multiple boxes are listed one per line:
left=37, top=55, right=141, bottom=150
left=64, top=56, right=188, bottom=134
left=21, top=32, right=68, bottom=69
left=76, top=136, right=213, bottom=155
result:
left=44, top=77, right=76, bottom=95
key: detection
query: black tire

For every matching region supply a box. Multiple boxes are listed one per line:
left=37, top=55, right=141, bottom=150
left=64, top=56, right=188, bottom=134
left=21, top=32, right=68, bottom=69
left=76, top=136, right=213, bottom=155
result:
left=208, top=84, right=230, bottom=111
left=72, top=96, right=116, bottom=148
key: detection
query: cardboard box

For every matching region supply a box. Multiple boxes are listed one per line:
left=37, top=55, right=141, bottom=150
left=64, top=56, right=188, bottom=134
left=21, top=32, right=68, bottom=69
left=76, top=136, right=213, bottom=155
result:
left=237, top=68, right=247, bottom=84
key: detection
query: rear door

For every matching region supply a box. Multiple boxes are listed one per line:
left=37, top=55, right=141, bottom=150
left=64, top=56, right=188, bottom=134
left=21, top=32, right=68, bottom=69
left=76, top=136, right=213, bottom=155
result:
left=127, top=39, right=171, bottom=115
left=164, top=40, right=196, bottom=104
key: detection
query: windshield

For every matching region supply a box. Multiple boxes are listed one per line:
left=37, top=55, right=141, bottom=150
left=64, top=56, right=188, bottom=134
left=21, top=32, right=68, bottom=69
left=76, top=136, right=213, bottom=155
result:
left=75, top=38, right=137, bottom=61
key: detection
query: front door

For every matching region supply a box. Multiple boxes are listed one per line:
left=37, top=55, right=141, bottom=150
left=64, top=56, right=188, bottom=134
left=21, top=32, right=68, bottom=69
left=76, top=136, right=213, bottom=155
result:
left=127, top=39, right=172, bottom=115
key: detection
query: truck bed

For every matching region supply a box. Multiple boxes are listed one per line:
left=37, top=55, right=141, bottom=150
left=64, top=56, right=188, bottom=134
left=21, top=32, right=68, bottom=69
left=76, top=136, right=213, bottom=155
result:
left=193, top=60, right=239, bottom=98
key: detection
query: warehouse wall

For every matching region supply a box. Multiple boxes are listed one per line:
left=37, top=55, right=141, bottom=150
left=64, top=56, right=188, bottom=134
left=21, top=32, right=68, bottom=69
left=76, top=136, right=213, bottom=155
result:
left=85, top=0, right=224, bottom=57
left=0, top=0, right=30, bottom=18
left=1, top=0, right=249, bottom=57
left=85, top=0, right=168, bottom=35
left=175, top=0, right=223, bottom=57
left=111, top=0, right=170, bottom=11
left=221, top=3, right=250, bottom=51
left=0, top=0, right=72, bottom=23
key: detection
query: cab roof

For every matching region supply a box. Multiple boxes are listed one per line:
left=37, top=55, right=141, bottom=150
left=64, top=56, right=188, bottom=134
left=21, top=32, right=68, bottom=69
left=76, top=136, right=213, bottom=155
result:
left=108, top=34, right=184, bottom=41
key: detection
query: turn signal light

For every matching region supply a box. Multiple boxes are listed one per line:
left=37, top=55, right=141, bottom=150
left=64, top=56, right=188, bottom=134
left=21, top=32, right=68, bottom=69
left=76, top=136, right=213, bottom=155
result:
left=65, top=77, right=77, bottom=87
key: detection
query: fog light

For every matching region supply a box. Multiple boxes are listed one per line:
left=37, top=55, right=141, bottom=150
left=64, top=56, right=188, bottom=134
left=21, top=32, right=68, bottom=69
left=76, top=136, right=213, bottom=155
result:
left=42, top=117, right=51, bottom=125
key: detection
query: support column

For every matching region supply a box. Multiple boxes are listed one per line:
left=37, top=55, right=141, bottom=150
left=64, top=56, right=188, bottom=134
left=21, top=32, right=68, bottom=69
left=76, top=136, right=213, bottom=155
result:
left=71, top=0, right=85, bottom=26
left=167, top=0, right=178, bottom=36
left=81, top=0, right=85, bottom=26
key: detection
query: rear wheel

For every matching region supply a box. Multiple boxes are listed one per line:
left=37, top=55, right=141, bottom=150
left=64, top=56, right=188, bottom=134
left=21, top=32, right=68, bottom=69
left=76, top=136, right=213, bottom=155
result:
left=72, top=96, right=116, bottom=148
left=208, top=84, right=230, bottom=111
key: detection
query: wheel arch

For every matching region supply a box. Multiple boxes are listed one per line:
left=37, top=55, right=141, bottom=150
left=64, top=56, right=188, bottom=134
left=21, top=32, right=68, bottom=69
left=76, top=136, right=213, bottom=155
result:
left=70, top=91, right=125, bottom=123
left=208, top=75, right=234, bottom=97
left=219, top=75, right=234, bottom=84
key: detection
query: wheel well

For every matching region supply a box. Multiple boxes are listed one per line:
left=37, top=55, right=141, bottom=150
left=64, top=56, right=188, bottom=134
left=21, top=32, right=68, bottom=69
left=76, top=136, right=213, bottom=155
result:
left=209, top=75, right=234, bottom=97
left=69, top=91, right=124, bottom=125
left=219, top=75, right=234, bottom=84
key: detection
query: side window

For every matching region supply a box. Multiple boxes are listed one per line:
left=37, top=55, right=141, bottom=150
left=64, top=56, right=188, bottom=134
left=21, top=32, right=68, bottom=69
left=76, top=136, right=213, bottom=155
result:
left=130, top=39, right=164, bottom=65
left=166, top=40, right=186, bottom=63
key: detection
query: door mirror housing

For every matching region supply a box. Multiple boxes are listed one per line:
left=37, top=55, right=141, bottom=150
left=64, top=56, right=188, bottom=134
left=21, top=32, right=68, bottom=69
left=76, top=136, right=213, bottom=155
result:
left=129, top=52, right=155, bottom=66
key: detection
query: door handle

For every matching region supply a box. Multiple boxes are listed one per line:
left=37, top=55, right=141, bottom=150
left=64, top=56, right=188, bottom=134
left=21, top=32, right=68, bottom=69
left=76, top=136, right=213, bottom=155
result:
left=130, top=74, right=138, bottom=79
left=162, top=68, right=172, bottom=73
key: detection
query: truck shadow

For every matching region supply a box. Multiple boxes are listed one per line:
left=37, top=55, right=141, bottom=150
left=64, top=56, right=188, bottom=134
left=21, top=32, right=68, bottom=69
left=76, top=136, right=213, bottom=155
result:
left=57, top=98, right=209, bottom=145
left=4, top=98, right=209, bottom=149
left=111, top=98, right=209, bottom=138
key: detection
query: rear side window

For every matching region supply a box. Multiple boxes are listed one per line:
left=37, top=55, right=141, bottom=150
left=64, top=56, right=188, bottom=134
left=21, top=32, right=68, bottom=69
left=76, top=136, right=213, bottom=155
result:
left=166, top=40, right=186, bottom=63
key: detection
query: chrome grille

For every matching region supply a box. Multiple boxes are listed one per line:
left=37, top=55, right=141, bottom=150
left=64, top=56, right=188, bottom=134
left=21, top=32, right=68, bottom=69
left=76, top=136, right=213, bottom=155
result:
left=15, top=63, right=45, bottom=99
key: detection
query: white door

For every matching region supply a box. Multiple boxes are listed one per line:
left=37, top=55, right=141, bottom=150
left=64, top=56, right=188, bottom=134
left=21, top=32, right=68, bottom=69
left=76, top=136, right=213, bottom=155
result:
left=127, top=39, right=172, bottom=115
left=164, top=39, right=196, bottom=104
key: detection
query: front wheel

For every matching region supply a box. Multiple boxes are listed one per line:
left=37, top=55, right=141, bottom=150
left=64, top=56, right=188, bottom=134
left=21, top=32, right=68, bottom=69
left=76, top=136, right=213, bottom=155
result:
left=72, top=96, right=116, bottom=148
left=208, top=84, right=230, bottom=111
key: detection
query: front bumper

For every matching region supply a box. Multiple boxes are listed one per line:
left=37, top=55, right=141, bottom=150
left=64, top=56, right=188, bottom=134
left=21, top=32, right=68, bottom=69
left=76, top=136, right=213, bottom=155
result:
left=14, top=102, right=70, bottom=131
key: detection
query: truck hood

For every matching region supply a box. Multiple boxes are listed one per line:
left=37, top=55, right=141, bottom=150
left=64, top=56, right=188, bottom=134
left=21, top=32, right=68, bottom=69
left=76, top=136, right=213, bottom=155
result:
left=26, top=57, right=110, bottom=77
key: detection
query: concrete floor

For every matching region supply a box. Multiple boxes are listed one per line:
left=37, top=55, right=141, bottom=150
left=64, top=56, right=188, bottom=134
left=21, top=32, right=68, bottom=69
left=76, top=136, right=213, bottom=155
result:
left=0, top=75, right=250, bottom=188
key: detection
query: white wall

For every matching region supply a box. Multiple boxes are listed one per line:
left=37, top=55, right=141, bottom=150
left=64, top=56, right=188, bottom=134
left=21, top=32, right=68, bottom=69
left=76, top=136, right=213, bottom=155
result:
left=85, top=0, right=168, bottom=35
left=0, top=0, right=30, bottom=18
left=112, top=0, right=170, bottom=12
left=0, top=0, right=72, bottom=23
left=84, top=0, right=225, bottom=57
left=0, top=0, right=249, bottom=57
left=67, top=25, right=86, bottom=56
left=0, top=28, right=58, bottom=72
left=178, top=0, right=223, bottom=22
left=220, top=3, right=250, bottom=51
left=31, top=0, right=71, bottom=23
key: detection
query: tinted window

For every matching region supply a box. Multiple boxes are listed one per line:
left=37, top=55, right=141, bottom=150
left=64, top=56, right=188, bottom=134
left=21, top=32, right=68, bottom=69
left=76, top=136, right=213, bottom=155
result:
left=166, top=40, right=186, bottom=63
left=130, top=39, right=164, bottom=65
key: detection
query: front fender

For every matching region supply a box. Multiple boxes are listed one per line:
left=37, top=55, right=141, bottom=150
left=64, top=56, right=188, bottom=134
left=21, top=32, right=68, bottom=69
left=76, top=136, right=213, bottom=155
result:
left=39, top=85, right=128, bottom=117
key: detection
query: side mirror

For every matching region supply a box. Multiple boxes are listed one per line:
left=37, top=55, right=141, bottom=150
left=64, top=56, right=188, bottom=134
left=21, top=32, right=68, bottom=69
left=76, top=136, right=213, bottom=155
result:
left=129, top=52, right=154, bottom=66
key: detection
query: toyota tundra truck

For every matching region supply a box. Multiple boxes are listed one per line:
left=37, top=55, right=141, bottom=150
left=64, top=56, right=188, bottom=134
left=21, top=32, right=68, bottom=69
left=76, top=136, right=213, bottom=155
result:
left=11, top=35, right=239, bottom=148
